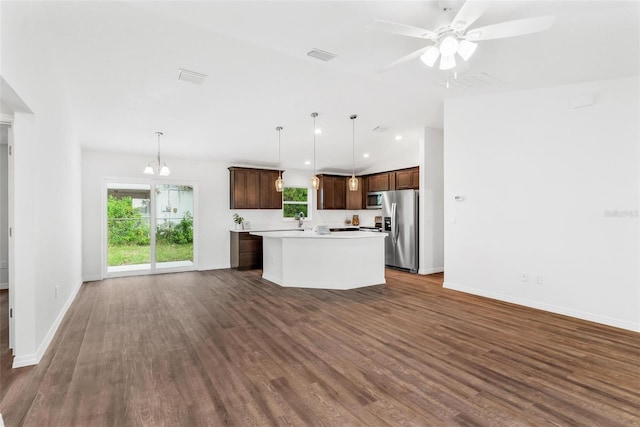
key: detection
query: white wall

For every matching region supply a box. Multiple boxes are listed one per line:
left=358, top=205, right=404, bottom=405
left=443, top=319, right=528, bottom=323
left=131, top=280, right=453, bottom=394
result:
left=2, top=3, right=83, bottom=366
left=419, top=128, right=444, bottom=274
left=82, top=150, right=379, bottom=280
left=444, top=76, right=640, bottom=331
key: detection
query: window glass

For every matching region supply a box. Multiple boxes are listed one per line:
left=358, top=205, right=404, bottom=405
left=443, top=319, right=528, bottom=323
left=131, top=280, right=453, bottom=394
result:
left=282, top=187, right=309, bottom=219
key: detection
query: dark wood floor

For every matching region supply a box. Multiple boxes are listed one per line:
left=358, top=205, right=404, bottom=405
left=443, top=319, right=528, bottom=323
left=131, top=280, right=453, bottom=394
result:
left=1, top=270, right=638, bottom=426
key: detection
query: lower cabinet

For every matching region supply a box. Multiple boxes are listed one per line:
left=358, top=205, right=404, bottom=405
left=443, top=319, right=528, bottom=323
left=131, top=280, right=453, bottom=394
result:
left=230, top=232, right=263, bottom=270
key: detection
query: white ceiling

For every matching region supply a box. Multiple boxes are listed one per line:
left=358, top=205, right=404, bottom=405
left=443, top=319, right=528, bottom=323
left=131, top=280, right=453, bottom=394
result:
left=12, top=1, right=640, bottom=174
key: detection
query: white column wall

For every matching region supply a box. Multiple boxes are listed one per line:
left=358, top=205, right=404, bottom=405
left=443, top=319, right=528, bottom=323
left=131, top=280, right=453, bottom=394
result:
left=2, top=3, right=83, bottom=366
left=443, top=76, right=639, bottom=331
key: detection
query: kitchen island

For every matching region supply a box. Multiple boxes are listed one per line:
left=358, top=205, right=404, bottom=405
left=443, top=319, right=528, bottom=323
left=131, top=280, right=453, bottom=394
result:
left=250, top=230, right=387, bottom=290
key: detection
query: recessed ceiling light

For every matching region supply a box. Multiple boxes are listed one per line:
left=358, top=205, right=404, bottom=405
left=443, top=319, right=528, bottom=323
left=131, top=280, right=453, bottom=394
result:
left=395, top=135, right=403, bottom=141
left=315, top=128, right=322, bottom=134
left=363, top=153, right=370, bottom=158
left=304, top=160, right=311, bottom=165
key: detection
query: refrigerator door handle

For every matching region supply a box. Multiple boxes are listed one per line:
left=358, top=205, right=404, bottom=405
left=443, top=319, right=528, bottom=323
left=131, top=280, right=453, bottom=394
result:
left=391, top=202, right=398, bottom=245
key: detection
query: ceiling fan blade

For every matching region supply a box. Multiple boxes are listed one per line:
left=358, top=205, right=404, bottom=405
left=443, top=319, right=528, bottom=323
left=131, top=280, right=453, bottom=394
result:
left=367, top=20, right=438, bottom=40
left=466, top=16, right=556, bottom=41
left=451, top=0, right=488, bottom=32
left=379, top=45, right=433, bottom=72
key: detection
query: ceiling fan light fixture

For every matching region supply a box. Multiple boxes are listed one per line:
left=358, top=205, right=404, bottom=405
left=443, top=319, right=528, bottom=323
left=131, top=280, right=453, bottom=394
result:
left=439, top=36, right=459, bottom=56
left=439, top=54, right=456, bottom=70
left=420, top=46, right=440, bottom=67
left=457, top=40, right=477, bottom=61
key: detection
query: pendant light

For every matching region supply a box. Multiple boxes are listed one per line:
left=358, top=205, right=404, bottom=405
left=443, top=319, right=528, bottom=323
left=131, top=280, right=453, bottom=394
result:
left=275, top=126, right=284, bottom=192
left=310, top=112, right=320, bottom=190
left=143, top=131, right=171, bottom=176
left=348, top=114, right=358, bottom=192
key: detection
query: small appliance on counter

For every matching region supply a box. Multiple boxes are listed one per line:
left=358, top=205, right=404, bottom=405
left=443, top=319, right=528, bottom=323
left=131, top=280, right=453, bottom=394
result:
left=374, top=216, right=382, bottom=228
left=352, top=214, right=359, bottom=226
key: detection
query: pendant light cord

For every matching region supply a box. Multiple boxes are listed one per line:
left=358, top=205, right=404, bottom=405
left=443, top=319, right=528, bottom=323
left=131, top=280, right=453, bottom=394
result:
left=277, top=126, right=282, bottom=178
left=156, top=131, right=163, bottom=167
left=351, top=115, right=356, bottom=176
left=311, top=112, right=318, bottom=176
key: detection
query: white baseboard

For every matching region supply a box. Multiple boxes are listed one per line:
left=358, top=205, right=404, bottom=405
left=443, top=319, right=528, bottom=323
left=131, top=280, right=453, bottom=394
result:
left=13, top=279, right=84, bottom=368
left=197, top=264, right=228, bottom=272
left=443, top=281, right=640, bottom=333
left=82, top=275, right=102, bottom=282
left=0, top=282, right=7, bottom=290
left=418, top=267, right=444, bottom=275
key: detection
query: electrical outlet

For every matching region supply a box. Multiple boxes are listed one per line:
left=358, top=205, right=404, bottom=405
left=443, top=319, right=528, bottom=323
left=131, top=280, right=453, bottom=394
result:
left=521, top=273, right=529, bottom=283
left=55, top=285, right=59, bottom=299
left=535, top=275, right=543, bottom=285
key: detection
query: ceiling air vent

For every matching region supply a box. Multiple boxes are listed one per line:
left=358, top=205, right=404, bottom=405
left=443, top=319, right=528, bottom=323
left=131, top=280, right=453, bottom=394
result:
left=307, top=49, right=337, bottom=62
left=178, top=69, right=207, bottom=84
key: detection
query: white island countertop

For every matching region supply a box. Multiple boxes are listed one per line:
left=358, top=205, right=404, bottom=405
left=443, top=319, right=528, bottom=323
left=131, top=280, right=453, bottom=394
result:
left=251, top=230, right=387, bottom=290
left=250, top=230, right=387, bottom=239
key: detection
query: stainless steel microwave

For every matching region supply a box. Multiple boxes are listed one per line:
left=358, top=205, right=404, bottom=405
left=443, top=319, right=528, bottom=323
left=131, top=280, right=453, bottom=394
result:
left=366, top=191, right=383, bottom=209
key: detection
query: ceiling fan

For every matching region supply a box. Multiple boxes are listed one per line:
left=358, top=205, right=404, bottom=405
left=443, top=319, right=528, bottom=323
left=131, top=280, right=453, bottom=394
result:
left=368, top=0, right=556, bottom=71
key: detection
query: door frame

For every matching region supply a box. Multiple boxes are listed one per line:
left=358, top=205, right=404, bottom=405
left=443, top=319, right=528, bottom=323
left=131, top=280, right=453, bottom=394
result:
left=102, top=177, right=198, bottom=278
left=1, top=115, right=15, bottom=351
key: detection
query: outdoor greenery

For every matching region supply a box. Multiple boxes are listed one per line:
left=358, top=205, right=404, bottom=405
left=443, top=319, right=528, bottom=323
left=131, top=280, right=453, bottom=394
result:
left=107, top=195, right=150, bottom=245
left=156, top=212, right=193, bottom=244
left=107, top=195, right=193, bottom=266
left=107, top=243, right=193, bottom=266
left=282, top=187, right=309, bottom=218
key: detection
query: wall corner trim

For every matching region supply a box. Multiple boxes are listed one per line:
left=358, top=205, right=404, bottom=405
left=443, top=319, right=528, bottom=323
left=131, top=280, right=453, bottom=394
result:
left=12, top=279, right=84, bottom=368
left=418, top=267, right=444, bottom=275
left=443, top=281, right=640, bottom=333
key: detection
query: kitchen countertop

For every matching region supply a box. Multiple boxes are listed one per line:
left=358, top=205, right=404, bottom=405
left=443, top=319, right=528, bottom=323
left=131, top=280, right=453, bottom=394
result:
left=229, top=227, right=299, bottom=233
left=251, top=230, right=387, bottom=239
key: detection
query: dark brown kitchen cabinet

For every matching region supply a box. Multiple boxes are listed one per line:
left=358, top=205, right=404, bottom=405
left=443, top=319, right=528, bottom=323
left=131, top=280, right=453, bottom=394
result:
left=366, top=173, right=390, bottom=192
left=259, top=169, right=283, bottom=209
left=317, top=175, right=346, bottom=210
left=395, top=167, right=420, bottom=190
left=229, top=167, right=283, bottom=209
left=230, top=231, right=263, bottom=270
left=346, top=177, right=363, bottom=210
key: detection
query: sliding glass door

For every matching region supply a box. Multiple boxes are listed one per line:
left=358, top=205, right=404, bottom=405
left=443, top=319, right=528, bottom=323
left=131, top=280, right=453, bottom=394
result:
left=155, top=184, right=194, bottom=270
left=106, top=182, right=195, bottom=276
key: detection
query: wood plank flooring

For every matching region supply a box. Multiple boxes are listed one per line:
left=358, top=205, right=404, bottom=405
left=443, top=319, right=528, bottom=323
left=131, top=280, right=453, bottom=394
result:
left=0, top=270, right=638, bottom=426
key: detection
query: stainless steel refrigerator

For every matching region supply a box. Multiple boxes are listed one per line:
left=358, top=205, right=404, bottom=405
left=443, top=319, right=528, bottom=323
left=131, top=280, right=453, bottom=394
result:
left=381, top=190, right=418, bottom=273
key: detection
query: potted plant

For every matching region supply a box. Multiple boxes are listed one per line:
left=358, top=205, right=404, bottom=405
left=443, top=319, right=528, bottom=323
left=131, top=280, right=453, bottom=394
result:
left=233, top=213, right=244, bottom=230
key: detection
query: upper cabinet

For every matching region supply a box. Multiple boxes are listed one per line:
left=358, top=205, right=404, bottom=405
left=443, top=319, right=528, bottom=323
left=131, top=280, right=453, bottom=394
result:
left=366, top=173, right=390, bottom=192
left=395, top=167, right=420, bottom=190
left=229, top=167, right=283, bottom=209
left=365, top=167, right=420, bottom=193
left=318, top=175, right=346, bottom=210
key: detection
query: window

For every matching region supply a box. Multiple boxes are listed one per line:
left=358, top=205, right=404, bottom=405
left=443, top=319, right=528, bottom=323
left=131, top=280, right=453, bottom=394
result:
left=282, top=187, right=309, bottom=219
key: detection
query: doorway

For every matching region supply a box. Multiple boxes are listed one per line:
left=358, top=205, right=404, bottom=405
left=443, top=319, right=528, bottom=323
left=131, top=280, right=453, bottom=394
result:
left=106, top=182, right=195, bottom=276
